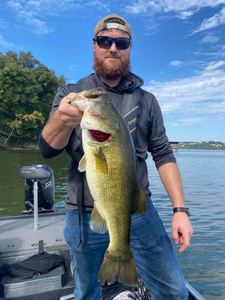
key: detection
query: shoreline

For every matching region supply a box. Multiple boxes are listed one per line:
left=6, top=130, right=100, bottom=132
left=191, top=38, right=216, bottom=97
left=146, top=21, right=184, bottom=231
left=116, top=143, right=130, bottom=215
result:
left=1, top=141, right=225, bottom=151
left=0, top=144, right=39, bottom=151
left=1, top=146, right=225, bottom=151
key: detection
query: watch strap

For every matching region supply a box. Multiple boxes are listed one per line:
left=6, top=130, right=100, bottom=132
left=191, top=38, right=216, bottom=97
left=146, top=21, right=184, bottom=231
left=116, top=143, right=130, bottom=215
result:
left=173, top=207, right=190, bottom=217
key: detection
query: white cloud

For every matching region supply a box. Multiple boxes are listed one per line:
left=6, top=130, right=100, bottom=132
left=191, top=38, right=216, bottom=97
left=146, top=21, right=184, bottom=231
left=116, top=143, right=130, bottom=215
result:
left=6, top=0, right=111, bottom=34
left=86, top=0, right=110, bottom=11
left=205, top=51, right=225, bottom=57
left=204, top=61, right=225, bottom=70
left=192, top=7, right=225, bottom=34
left=0, top=35, right=19, bottom=50
left=7, top=0, right=23, bottom=10
left=173, top=117, right=205, bottom=126
left=193, top=45, right=225, bottom=57
left=178, top=10, right=196, bottom=20
left=0, top=19, right=9, bottom=30
left=200, top=35, right=220, bottom=44
left=68, top=65, right=76, bottom=70
left=211, top=100, right=225, bottom=108
left=7, top=0, right=110, bottom=18
left=7, top=0, right=56, bottom=34
left=144, top=61, right=225, bottom=117
left=123, top=0, right=225, bottom=18
left=169, top=60, right=182, bottom=66
left=8, top=0, right=83, bottom=16
left=25, top=18, right=54, bottom=34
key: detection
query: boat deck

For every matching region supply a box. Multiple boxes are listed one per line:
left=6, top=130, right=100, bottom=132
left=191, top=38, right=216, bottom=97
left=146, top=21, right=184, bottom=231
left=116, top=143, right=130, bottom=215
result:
left=0, top=212, right=68, bottom=259
left=0, top=213, right=205, bottom=300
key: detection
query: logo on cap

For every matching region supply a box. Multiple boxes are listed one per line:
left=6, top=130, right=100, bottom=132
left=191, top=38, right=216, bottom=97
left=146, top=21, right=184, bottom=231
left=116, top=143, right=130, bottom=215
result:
left=103, top=23, right=126, bottom=31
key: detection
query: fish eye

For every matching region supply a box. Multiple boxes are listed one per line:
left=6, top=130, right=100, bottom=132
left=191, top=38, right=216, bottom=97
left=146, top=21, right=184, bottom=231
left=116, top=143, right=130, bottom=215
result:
left=106, top=101, right=110, bottom=105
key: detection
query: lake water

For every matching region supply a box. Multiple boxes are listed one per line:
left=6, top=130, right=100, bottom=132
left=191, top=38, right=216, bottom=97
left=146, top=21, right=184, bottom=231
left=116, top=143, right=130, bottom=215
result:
left=0, top=149, right=225, bottom=299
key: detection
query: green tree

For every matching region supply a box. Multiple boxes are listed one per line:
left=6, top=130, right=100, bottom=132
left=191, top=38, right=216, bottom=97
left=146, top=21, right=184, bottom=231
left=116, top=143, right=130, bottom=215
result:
left=0, top=51, right=18, bottom=68
left=0, top=51, right=66, bottom=144
left=0, top=62, right=39, bottom=137
left=4, top=111, right=45, bottom=145
left=34, top=63, right=65, bottom=120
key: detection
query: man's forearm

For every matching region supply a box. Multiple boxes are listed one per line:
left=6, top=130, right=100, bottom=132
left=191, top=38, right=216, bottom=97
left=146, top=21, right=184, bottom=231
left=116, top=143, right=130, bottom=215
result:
left=158, top=162, right=186, bottom=208
left=158, top=162, right=193, bottom=252
left=42, top=110, right=74, bottom=150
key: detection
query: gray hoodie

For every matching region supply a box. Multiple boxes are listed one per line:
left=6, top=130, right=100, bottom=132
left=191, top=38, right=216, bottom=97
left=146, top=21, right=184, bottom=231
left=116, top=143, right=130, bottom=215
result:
left=39, top=72, right=176, bottom=212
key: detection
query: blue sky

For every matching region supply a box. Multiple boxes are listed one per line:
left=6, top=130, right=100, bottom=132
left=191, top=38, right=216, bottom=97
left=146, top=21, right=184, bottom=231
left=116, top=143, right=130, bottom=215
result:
left=0, top=0, right=225, bottom=143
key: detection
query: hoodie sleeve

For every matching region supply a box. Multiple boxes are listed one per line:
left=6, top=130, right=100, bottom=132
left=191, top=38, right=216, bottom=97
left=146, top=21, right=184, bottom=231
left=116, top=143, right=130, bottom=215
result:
left=148, top=96, right=176, bottom=169
left=38, top=133, right=65, bottom=158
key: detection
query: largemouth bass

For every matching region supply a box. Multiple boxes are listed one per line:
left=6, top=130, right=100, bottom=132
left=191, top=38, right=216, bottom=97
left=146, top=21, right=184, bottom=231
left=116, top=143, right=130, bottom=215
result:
left=70, top=88, right=147, bottom=285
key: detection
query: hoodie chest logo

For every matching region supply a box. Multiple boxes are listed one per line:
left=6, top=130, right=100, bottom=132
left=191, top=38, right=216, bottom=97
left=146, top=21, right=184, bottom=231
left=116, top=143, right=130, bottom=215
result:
left=123, top=106, right=139, bottom=133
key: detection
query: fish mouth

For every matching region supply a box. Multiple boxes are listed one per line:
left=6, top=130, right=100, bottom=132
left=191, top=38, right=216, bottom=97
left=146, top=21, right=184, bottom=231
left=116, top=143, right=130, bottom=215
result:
left=88, top=130, right=111, bottom=142
left=89, top=112, right=101, bottom=118
left=88, top=109, right=106, bottom=119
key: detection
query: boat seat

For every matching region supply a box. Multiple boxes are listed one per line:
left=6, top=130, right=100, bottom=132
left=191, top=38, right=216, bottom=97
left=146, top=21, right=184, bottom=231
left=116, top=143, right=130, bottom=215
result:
left=20, top=166, right=50, bottom=180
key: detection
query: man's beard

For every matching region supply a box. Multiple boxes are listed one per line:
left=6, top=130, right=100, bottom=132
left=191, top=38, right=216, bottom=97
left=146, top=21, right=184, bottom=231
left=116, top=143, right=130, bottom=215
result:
left=93, top=52, right=131, bottom=80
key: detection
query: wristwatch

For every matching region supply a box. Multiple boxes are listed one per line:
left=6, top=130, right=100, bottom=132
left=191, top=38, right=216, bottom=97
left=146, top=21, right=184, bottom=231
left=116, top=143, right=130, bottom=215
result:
left=173, top=207, right=190, bottom=217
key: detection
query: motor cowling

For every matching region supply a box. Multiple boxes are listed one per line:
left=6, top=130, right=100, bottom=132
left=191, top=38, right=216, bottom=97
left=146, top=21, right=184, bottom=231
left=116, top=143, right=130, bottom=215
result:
left=23, top=164, right=55, bottom=213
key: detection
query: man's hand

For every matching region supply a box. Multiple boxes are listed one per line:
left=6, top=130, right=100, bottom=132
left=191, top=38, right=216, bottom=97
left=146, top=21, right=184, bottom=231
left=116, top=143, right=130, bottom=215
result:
left=42, top=93, right=83, bottom=149
left=171, top=212, right=193, bottom=253
left=58, top=93, right=83, bottom=128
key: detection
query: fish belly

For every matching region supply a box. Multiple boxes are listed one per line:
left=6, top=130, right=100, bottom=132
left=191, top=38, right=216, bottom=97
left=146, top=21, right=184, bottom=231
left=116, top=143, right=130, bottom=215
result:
left=85, top=136, right=138, bottom=285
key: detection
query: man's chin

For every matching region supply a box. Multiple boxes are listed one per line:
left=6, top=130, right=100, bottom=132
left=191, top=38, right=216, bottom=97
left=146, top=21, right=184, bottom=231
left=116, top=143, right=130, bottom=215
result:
left=93, top=55, right=131, bottom=79
left=104, top=59, right=121, bottom=69
left=94, top=63, right=123, bottom=79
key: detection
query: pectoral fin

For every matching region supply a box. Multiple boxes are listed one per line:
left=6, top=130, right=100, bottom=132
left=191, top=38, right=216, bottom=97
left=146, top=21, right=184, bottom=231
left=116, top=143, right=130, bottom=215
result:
left=94, top=147, right=108, bottom=174
left=78, top=155, right=86, bottom=172
left=135, top=185, right=148, bottom=214
left=90, top=206, right=107, bottom=234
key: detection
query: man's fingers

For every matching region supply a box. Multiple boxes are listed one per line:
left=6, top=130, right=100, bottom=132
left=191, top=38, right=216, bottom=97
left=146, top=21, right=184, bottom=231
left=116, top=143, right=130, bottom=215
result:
left=58, top=104, right=82, bottom=119
left=179, top=244, right=188, bottom=253
left=57, top=93, right=83, bottom=128
left=178, top=238, right=189, bottom=253
left=172, top=228, right=179, bottom=244
left=59, top=93, right=83, bottom=117
left=60, top=93, right=77, bottom=104
left=178, top=232, right=190, bottom=253
left=172, top=226, right=191, bottom=252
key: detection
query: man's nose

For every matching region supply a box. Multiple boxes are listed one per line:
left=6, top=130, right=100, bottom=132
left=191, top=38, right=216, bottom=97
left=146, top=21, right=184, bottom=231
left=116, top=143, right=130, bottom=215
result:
left=109, top=41, right=118, bottom=53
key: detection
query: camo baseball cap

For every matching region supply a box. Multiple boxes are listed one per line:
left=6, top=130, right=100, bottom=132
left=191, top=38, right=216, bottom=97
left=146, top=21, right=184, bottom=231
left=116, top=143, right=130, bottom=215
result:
left=94, top=14, right=132, bottom=38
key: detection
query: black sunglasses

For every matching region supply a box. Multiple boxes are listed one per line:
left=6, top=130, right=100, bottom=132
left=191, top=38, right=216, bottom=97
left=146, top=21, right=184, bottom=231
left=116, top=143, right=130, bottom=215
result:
left=93, top=36, right=132, bottom=50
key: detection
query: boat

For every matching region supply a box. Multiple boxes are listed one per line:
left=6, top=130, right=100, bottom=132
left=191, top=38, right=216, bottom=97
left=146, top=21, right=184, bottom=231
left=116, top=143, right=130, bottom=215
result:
left=170, top=141, right=179, bottom=151
left=0, top=165, right=205, bottom=300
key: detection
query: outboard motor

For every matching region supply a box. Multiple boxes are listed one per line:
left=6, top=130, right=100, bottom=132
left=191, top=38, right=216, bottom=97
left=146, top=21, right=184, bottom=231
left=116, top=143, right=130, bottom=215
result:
left=22, top=164, right=55, bottom=214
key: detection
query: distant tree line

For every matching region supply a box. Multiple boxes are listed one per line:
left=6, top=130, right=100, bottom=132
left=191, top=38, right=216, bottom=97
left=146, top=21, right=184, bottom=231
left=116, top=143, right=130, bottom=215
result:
left=176, top=141, right=225, bottom=150
left=0, top=51, right=66, bottom=147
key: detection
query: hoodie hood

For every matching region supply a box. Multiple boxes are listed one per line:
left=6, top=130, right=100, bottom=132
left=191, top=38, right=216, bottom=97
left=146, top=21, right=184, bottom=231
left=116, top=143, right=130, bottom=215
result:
left=94, top=72, right=144, bottom=94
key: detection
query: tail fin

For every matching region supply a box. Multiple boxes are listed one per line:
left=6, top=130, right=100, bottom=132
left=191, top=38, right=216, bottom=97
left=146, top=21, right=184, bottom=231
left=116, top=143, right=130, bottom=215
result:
left=98, top=248, right=137, bottom=286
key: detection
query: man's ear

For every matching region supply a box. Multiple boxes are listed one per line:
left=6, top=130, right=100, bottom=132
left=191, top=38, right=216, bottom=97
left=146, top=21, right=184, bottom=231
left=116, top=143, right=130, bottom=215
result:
left=93, top=41, right=96, bottom=52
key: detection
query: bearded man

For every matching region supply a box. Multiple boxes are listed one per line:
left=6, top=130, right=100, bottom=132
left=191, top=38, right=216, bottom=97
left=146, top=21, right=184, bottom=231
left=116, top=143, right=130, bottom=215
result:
left=39, top=14, right=193, bottom=300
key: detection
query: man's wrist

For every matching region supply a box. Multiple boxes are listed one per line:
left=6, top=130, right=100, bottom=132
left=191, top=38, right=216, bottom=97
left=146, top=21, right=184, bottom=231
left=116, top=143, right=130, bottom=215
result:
left=173, top=207, right=190, bottom=217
